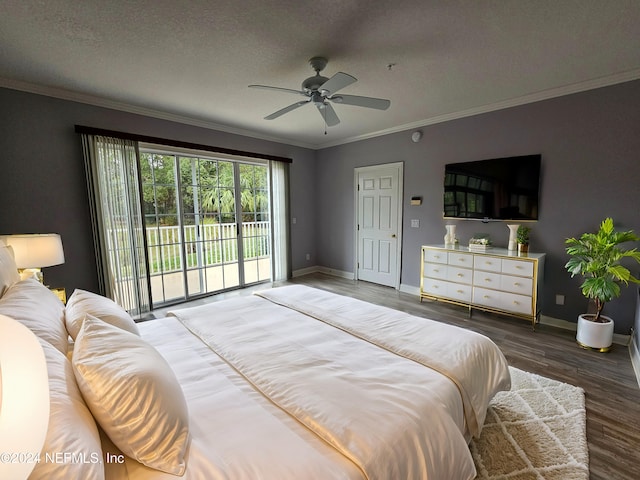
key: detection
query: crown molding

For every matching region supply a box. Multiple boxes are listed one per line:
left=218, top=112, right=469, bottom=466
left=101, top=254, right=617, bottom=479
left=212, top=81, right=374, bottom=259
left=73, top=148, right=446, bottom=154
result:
left=0, top=77, right=317, bottom=150
left=319, top=68, right=640, bottom=149
left=2, top=68, right=640, bottom=151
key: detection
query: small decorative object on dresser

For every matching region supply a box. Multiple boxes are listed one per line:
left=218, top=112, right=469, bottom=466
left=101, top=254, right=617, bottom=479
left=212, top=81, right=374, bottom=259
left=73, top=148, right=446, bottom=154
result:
left=516, top=225, right=530, bottom=254
left=507, top=224, right=520, bottom=251
left=444, top=224, right=457, bottom=246
left=565, top=217, right=640, bottom=351
left=469, top=234, right=491, bottom=252
left=420, top=245, right=545, bottom=328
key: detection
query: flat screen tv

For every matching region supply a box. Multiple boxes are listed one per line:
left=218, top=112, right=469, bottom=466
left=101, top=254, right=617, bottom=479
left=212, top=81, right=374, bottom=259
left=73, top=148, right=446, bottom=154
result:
left=443, top=154, right=541, bottom=221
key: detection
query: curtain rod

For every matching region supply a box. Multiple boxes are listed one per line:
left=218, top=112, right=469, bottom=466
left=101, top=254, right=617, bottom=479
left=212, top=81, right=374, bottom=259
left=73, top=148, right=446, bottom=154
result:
left=74, top=125, right=293, bottom=163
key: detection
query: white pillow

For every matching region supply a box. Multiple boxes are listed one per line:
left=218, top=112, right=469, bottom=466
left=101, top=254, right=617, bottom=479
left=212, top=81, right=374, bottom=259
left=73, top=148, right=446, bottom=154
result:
left=0, top=244, right=20, bottom=297
left=0, top=279, right=67, bottom=354
left=72, top=315, right=190, bottom=475
left=30, top=339, right=104, bottom=480
left=65, top=289, right=140, bottom=340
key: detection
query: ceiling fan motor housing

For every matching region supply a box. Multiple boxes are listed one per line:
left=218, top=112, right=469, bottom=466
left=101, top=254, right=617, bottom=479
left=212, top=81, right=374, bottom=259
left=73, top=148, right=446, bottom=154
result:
left=302, top=75, right=329, bottom=92
left=303, top=56, right=330, bottom=92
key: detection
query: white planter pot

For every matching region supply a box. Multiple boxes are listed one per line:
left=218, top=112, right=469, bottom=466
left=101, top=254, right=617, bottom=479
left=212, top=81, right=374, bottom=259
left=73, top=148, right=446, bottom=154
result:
left=576, top=314, right=614, bottom=351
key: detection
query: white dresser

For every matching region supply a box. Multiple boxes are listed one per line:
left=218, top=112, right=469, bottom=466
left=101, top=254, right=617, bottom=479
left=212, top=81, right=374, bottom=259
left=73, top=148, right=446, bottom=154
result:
left=420, top=245, right=545, bottom=328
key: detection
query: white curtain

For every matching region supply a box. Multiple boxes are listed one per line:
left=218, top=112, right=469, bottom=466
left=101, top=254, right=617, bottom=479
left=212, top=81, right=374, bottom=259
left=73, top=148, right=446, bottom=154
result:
left=270, top=160, right=291, bottom=281
left=81, top=135, right=151, bottom=316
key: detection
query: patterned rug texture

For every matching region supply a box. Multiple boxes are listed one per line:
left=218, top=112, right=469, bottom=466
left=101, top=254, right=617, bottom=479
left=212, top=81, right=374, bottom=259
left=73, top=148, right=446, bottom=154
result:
left=471, top=366, right=589, bottom=480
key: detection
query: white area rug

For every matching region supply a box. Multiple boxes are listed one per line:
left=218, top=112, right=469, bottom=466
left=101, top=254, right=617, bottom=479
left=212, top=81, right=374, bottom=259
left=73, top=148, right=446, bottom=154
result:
left=471, top=367, right=589, bottom=479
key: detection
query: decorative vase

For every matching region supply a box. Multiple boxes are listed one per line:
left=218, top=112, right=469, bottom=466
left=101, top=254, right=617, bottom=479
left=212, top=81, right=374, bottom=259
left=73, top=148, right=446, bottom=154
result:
left=576, top=314, right=613, bottom=351
left=507, top=224, right=519, bottom=251
left=444, top=224, right=457, bottom=246
left=518, top=243, right=529, bottom=254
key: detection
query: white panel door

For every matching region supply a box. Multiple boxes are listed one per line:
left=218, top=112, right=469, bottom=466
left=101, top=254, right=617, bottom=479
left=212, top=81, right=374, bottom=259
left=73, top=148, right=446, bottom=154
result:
left=356, top=164, right=401, bottom=287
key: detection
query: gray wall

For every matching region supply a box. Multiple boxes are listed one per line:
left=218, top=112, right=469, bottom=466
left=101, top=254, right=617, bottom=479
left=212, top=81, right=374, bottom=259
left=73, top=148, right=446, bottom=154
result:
left=316, top=79, right=640, bottom=334
left=2, top=80, right=639, bottom=335
left=0, top=87, right=317, bottom=296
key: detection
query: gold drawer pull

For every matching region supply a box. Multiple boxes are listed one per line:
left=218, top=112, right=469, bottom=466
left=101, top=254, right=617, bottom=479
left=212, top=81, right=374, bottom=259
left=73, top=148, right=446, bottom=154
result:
left=457, top=289, right=464, bottom=294
left=484, top=278, right=491, bottom=282
left=515, top=265, right=522, bottom=269
left=513, top=300, right=520, bottom=305
left=457, top=273, right=463, bottom=277
left=483, top=295, right=490, bottom=299
left=433, top=269, right=439, bottom=273
left=514, top=282, right=521, bottom=287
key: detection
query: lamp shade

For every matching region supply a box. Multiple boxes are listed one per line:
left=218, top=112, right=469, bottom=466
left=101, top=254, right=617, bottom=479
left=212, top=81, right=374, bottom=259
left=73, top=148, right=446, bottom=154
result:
left=0, top=314, right=50, bottom=480
left=4, top=234, right=65, bottom=269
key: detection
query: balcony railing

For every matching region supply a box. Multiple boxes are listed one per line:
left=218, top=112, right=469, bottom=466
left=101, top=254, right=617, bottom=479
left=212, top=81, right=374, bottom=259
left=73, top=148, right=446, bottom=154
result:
left=145, top=221, right=271, bottom=275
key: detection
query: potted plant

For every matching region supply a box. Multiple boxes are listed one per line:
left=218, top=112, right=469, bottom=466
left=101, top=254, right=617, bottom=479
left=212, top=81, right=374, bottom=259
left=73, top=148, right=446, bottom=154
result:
left=516, top=225, right=530, bottom=253
left=565, top=217, right=640, bottom=351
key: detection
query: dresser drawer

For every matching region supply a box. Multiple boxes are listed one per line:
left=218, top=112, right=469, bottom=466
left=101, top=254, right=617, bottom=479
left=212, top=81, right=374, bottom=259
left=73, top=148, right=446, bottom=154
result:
left=424, top=262, right=448, bottom=279
left=446, top=283, right=472, bottom=303
left=502, top=259, right=534, bottom=277
left=446, top=265, right=473, bottom=285
left=499, top=291, right=533, bottom=315
left=473, top=287, right=532, bottom=315
left=422, top=278, right=448, bottom=296
left=424, top=248, right=448, bottom=264
left=473, top=271, right=501, bottom=288
left=473, top=255, right=501, bottom=273
left=448, top=252, right=473, bottom=267
left=500, top=275, right=533, bottom=295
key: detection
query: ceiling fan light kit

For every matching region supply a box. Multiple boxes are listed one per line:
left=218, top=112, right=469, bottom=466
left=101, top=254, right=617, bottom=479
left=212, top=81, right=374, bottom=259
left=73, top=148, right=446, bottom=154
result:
left=249, top=57, right=390, bottom=127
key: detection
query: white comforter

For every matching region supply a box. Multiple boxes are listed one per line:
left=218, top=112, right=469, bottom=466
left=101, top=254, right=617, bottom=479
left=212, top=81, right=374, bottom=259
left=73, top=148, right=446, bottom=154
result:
left=125, top=285, right=510, bottom=480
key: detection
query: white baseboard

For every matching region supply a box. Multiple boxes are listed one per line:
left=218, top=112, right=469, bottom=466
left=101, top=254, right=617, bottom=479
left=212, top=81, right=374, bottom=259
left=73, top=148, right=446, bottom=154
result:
left=292, top=265, right=355, bottom=280
left=315, top=266, right=355, bottom=280
left=291, top=266, right=321, bottom=278
left=630, top=334, right=640, bottom=389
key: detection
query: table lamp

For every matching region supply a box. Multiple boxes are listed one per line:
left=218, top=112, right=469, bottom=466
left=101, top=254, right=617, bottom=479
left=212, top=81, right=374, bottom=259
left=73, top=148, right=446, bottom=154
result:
left=3, top=234, right=65, bottom=284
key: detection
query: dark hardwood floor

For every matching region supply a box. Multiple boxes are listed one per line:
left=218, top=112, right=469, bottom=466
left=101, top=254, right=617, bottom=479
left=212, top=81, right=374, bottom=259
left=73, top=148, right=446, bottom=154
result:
left=156, top=272, right=640, bottom=480
left=286, top=273, right=640, bottom=480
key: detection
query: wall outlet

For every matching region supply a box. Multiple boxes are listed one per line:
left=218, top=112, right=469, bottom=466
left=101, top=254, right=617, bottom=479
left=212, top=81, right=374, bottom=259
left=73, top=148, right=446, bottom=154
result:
left=411, top=219, right=420, bottom=228
left=555, top=294, right=565, bottom=305
left=306, top=253, right=311, bottom=261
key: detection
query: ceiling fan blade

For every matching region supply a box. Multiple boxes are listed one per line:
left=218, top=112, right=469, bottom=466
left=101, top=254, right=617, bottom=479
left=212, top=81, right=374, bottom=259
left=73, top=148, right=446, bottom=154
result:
left=264, top=100, right=309, bottom=120
left=249, top=85, right=306, bottom=96
left=330, top=94, right=391, bottom=110
left=319, top=72, right=357, bottom=96
left=316, top=102, right=340, bottom=126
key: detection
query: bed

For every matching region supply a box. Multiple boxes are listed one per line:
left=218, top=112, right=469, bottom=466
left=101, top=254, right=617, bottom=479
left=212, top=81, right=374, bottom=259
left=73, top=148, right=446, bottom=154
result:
left=0, top=243, right=511, bottom=480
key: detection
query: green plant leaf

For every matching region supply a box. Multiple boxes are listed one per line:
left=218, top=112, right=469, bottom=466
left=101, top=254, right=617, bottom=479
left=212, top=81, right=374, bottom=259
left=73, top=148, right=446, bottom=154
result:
left=565, top=217, right=640, bottom=311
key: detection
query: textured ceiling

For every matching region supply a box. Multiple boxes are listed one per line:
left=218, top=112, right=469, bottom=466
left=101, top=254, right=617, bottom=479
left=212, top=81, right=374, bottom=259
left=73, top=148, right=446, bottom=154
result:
left=1, top=0, right=640, bottom=149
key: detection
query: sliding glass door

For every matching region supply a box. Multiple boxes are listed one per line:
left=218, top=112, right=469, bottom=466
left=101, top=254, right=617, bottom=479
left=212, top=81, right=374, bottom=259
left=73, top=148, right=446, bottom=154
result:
left=140, top=151, right=271, bottom=306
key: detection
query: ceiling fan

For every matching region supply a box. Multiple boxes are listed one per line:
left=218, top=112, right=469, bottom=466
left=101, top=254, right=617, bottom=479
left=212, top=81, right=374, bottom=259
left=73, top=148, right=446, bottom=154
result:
left=249, top=56, right=391, bottom=127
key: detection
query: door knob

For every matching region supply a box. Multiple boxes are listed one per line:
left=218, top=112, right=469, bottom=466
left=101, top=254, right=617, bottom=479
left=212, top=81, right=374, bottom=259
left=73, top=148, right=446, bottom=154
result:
left=391, top=234, right=397, bottom=238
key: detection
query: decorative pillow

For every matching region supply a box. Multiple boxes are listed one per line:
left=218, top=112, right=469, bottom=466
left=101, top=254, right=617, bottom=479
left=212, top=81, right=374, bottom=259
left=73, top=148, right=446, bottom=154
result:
left=72, top=315, right=190, bottom=475
left=30, top=339, right=105, bottom=480
left=65, top=289, right=140, bottom=340
left=0, top=278, right=67, bottom=354
left=0, top=244, right=20, bottom=297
